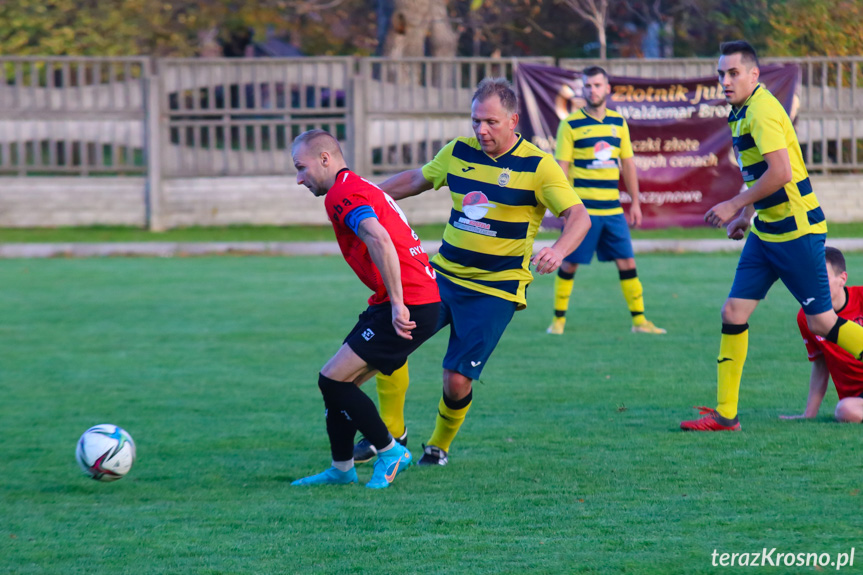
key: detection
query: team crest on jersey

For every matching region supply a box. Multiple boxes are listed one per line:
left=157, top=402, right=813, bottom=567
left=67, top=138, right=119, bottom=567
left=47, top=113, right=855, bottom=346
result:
left=611, top=127, right=618, bottom=137
left=462, top=191, right=496, bottom=220
left=498, top=168, right=512, bottom=187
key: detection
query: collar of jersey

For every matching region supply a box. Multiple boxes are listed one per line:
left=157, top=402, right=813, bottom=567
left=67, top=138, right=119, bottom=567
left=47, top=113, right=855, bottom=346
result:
left=580, top=107, right=608, bottom=124
left=730, top=83, right=761, bottom=121
left=484, top=133, right=523, bottom=162
left=837, top=287, right=850, bottom=314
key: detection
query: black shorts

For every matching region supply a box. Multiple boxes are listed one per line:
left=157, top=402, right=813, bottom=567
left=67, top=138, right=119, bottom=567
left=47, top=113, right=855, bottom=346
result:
left=344, top=301, right=441, bottom=375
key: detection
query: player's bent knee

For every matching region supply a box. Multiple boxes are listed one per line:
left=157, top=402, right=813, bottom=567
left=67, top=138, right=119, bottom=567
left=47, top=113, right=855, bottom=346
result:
left=616, top=258, right=636, bottom=271
left=834, top=399, right=863, bottom=423
left=442, top=370, right=473, bottom=400
left=721, top=299, right=756, bottom=324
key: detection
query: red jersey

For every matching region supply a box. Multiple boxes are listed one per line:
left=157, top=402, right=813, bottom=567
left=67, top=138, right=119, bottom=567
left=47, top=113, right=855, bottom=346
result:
left=325, top=169, right=439, bottom=307
left=797, top=286, right=863, bottom=399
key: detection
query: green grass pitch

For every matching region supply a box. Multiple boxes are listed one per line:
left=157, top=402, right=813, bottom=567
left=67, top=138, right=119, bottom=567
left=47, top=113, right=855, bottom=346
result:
left=2, top=254, right=861, bottom=574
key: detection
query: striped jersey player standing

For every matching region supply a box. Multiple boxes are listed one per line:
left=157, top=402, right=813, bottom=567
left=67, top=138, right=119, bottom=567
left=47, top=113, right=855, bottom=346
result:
left=547, top=65, right=666, bottom=337
left=681, top=41, right=863, bottom=431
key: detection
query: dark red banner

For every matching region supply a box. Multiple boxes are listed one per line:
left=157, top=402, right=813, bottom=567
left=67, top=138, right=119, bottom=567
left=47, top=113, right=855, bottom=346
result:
left=516, top=63, right=799, bottom=228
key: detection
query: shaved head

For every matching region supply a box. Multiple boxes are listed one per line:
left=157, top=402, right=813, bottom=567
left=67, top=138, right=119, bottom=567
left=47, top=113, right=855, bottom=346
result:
left=292, top=129, right=345, bottom=160
left=292, top=129, right=347, bottom=196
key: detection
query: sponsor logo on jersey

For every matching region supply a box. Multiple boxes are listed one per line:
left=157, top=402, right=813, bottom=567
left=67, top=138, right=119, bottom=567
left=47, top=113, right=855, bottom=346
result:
left=462, top=191, right=496, bottom=220
left=594, top=140, right=614, bottom=162
left=362, top=328, right=375, bottom=341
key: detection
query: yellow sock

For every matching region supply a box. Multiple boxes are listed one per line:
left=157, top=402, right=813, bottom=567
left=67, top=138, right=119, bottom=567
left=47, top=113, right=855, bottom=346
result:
left=834, top=319, right=863, bottom=361
left=619, top=270, right=646, bottom=326
left=427, top=391, right=472, bottom=452
left=552, top=269, right=575, bottom=316
left=716, top=324, right=749, bottom=420
left=375, top=362, right=410, bottom=437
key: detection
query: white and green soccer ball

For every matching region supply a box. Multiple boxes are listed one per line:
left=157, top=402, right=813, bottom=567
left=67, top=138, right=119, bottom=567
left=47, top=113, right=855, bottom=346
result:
left=75, top=424, right=136, bottom=482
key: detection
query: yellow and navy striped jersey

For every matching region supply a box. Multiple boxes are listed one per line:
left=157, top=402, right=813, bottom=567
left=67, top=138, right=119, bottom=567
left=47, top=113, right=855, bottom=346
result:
left=422, top=135, right=582, bottom=308
left=729, top=83, right=826, bottom=242
left=555, top=108, right=633, bottom=216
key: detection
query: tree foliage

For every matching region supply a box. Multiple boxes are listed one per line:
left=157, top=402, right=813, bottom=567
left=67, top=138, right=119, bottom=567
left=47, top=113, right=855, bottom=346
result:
left=0, top=0, right=860, bottom=59
left=767, top=0, right=863, bottom=57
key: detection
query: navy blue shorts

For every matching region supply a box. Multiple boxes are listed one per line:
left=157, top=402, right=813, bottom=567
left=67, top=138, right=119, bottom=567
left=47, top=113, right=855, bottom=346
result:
left=436, top=273, right=517, bottom=380
left=729, top=233, right=831, bottom=314
left=564, top=212, right=635, bottom=264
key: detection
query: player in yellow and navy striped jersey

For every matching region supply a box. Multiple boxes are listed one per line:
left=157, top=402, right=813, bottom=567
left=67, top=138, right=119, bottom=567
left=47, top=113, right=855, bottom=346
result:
left=681, top=40, right=863, bottom=432
left=547, top=65, right=665, bottom=336
left=353, top=78, right=591, bottom=466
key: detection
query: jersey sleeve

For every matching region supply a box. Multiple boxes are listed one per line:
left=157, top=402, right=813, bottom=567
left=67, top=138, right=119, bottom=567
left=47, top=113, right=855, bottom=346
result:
left=326, top=181, right=372, bottom=227
left=554, top=118, right=574, bottom=163
left=749, top=101, right=788, bottom=156
left=344, top=205, right=378, bottom=235
left=421, top=139, right=456, bottom=190
left=536, top=154, right=582, bottom=217
left=618, top=118, right=634, bottom=159
left=797, top=308, right=823, bottom=361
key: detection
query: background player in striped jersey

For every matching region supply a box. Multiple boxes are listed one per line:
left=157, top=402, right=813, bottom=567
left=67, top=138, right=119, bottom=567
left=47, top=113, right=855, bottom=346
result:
left=547, top=66, right=666, bottom=336
left=357, top=78, right=591, bottom=466
left=781, top=247, right=863, bottom=423
left=289, top=130, right=440, bottom=488
left=681, top=41, right=863, bottom=431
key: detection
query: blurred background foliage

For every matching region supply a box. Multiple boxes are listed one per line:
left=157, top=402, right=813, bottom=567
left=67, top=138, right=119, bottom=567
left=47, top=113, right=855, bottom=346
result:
left=0, top=0, right=860, bottom=59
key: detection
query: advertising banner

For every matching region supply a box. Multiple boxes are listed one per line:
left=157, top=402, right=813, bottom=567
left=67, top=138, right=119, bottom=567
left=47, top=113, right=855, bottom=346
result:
left=516, top=63, right=799, bottom=228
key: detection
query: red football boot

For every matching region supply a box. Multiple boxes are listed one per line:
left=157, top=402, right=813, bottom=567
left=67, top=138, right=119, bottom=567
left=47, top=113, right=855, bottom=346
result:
left=680, top=406, right=741, bottom=431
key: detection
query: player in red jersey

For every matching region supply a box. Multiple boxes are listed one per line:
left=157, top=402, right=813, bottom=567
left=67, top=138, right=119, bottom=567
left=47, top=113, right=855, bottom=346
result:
left=782, top=247, right=863, bottom=423
left=289, top=129, right=441, bottom=488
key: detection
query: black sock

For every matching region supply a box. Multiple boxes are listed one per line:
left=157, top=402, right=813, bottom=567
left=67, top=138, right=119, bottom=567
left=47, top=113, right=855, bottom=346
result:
left=319, top=373, right=392, bottom=454
left=318, top=374, right=357, bottom=462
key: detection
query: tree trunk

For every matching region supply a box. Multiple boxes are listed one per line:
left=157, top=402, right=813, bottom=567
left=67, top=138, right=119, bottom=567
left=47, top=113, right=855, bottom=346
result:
left=427, top=0, right=457, bottom=57
left=598, top=23, right=607, bottom=59
left=379, top=0, right=457, bottom=58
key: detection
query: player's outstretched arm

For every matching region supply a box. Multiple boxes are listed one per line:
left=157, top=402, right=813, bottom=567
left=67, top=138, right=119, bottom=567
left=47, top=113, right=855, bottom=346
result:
left=379, top=169, right=433, bottom=201
left=780, top=357, right=829, bottom=419
left=532, top=203, right=591, bottom=275
left=356, top=217, right=416, bottom=340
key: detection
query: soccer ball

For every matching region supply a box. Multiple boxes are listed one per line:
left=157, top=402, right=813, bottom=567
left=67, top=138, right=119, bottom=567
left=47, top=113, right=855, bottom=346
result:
left=75, top=424, right=136, bottom=481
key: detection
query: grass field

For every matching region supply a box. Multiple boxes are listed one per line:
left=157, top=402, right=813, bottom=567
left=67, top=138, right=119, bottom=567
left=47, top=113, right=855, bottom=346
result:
left=3, top=221, right=863, bottom=243
left=3, top=254, right=862, bottom=574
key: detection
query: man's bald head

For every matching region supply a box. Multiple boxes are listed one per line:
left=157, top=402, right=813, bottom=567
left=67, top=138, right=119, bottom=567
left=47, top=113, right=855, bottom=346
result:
left=291, top=129, right=345, bottom=161
left=292, top=130, right=347, bottom=197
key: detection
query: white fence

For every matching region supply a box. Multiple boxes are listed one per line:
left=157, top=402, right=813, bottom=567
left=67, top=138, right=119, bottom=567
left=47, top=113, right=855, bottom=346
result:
left=1, top=55, right=862, bottom=228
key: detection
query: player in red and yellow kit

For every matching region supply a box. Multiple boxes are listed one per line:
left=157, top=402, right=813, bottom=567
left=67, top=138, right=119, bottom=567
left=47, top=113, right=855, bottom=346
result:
left=290, top=129, right=440, bottom=488
left=782, top=247, right=863, bottom=423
